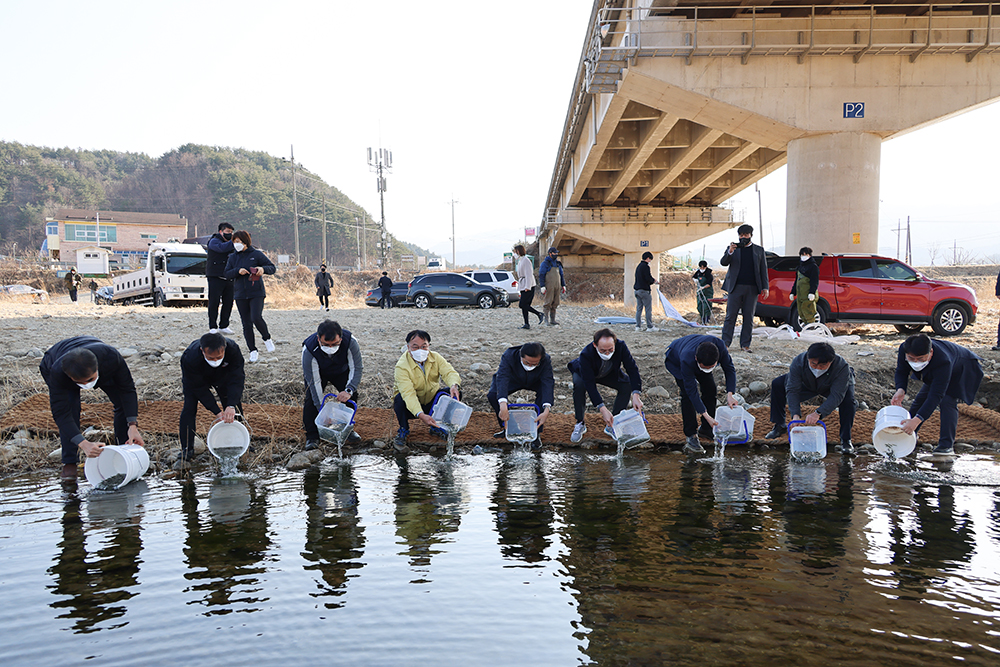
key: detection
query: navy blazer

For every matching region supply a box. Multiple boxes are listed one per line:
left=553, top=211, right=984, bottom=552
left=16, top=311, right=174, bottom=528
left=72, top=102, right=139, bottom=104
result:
left=224, top=247, right=276, bottom=299
left=664, top=334, right=737, bottom=415
left=894, top=339, right=983, bottom=420
left=38, top=336, right=139, bottom=447
left=206, top=232, right=235, bottom=278
left=180, top=338, right=245, bottom=412
left=568, top=339, right=642, bottom=409
left=490, top=345, right=555, bottom=407
left=719, top=242, right=769, bottom=294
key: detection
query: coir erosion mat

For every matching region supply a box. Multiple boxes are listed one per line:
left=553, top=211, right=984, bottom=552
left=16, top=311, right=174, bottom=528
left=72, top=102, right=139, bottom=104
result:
left=4, top=394, right=1000, bottom=447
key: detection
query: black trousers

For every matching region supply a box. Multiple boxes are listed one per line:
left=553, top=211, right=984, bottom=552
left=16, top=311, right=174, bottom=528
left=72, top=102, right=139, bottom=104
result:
left=769, top=374, right=856, bottom=443
left=572, top=372, right=632, bottom=423
left=393, top=389, right=460, bottom=430
left=721, top=284, right=759, bottom=349
left=46, top=385, right=129, bottom=465
left=235, top=297, right=270, bottom=351
left=318, top=293, right=330, bottom=308
left=911, top=386, right=958, bottom=449
left=69, top=289, right=78, bottom=302
left=380, top=289, right=393, bottom=308
left=179, top=385, right=242, bottom=458
left=207, top=276, right=234, bottom=329
left=674, top=372, right=718, bottom=437
left=519, top=287, right=542, bottom=325
left=487, top=386, right=543, bottom=432
left=303, top=370, right=352, bottom=440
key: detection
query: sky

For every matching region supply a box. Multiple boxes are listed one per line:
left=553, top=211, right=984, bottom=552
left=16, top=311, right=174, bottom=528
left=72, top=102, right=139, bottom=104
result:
left=2, top=0, right=998, bottom=268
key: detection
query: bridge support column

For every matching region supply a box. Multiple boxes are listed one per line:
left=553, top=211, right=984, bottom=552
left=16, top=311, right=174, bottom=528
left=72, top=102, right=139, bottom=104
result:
left=786, top=132, right=880, bottom=255
left=623, top=252, right=659, bottom=310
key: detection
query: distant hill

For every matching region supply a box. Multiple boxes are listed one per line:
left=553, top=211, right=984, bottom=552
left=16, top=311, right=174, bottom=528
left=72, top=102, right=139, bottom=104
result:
left=0, top=141, right=435, bottom=267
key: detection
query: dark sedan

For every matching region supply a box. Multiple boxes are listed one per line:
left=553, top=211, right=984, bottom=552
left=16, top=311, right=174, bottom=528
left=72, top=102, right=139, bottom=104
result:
left=364, top=282, right=410, bottom=307
left=405, top=272, right=508, bottom=309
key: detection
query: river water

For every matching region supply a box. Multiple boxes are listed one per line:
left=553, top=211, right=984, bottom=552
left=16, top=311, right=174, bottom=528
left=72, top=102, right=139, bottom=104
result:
left=2, top=450, right=999, bottom=666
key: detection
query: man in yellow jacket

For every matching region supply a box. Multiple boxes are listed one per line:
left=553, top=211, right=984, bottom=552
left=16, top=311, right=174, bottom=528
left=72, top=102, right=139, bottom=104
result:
left=393, top=329, right=462, bottom=453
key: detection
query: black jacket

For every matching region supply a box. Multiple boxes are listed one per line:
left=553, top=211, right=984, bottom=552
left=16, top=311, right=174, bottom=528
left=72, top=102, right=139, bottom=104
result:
left=224, top=247, right=276, bottom=299
left=39, top=336, right=139, bottom=447
left=894, top=339, right=983, bottom=420
left=180, top=338, right=245, bottom=412
left=378, top=276, right=393, bottom=292
left=784, top=351, right=853, bottom=418
left=792, top=257, right=820, bottom=295
left=720, top=243, right=769, bottom=294
left=633, top=260, right=656, bottom=291
left=568, top=339, right=642, bottom=409
left=490, top=345, right=555, bottom=407
left=206, top=232, right=235, bottom=278
left=302, top=331, right=363, bottom=407
left=664, top=334, right=737, bottom=415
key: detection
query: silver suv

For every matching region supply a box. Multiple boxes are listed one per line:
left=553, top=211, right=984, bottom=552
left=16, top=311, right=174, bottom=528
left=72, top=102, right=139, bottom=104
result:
left=462, top=270, right=519, bottom=303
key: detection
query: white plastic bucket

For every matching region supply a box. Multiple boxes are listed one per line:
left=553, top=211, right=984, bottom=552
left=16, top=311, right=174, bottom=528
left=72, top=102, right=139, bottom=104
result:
left=206, top=420, right=251, bottom=459
left=872, top=405, right=916, bottom=459
left=789, top=420, right=827, bottom=460
left=84, top=444, right=150, bottom=489
left=431, top=395, right=472, bottom=432
left=714, top=406, right=755, bottom=444
left=612, top=409, right=650, bottom=447
left=315, top=398, right=357, bottom=442
left=506, top=404, right=539, bottom=443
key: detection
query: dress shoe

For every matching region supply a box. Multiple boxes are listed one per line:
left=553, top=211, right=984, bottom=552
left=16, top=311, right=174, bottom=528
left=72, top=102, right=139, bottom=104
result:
left=683, top=435, right=706, bottom=454
left=304, top=439, right=319, bottom=451
left=765, top=424, right=787, bottom=439
left=493, top=430, right=506, bottom=439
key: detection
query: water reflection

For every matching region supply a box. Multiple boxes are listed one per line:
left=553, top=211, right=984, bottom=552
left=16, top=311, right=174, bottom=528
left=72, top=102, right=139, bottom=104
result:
left=393, top=459, right=467, bottom=578
left=490, top=452, right=554, bottom=564
left=301, top=464, right=365, bottom=607
left=180, top=477, right=271, bottom=614
left=47, top=482, right=146, bottom=633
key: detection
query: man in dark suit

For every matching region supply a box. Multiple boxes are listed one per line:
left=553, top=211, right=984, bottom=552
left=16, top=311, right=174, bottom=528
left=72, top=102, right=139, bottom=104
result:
left=39, top=336, right=145, bottom=479
left=568, top=329, right=643, bottom=443
left=487, top=342, right=555, bottom=449
left=378, top=272, right=394, bottom=309
left=664, top=334, right=738, bottom=454
left=892, top=334, right=984, bottom=455
left=764, top=342, right=857, bottom=454
left=206, top=222, right=236, bottom=334
left=178, top=332, right=245, bottom=469
left=302, top=320, right=364, bottom=451
left=719, top=223, right=769, bottom=352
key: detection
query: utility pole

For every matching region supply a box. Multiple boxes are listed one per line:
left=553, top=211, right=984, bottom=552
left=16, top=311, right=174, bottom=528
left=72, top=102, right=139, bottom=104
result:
left=905, top=216, right=912, bottom=265
left=367, top=146, right=392, bottom=268
left=361, top=212, right=367, bottom=268
left=448, top=196, right=459, bottom=268
left=291, top=145, right=300, bottom=264
left=355, top=216, right=361, bottom=270
left=893, top=219, right=904, bottom=260
left=321, top=194, right=327, bottom=266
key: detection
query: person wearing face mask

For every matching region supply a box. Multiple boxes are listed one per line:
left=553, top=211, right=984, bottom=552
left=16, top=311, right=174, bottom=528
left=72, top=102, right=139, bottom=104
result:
left=177, top=332, right=245, bottom=469
left=764, top=342, right=856, bottom=454
left=891, top=334, right=984, bottom=456
left=315, top=264, right=333, bottom=312
left=302, top=320, right=363, bottom=451
left=568, top=329, right=643, bottom=443
left=664, top=334, right=738, bottom=454
left=392, top=329, right=462, bottom=453
left=378, top=271, right=394, bottom=309
left=538, top=246, right=566, bottom=326
left=206, top=223, right=237, bottom=335
left=633, top=251, right=660, bottom=332
left=719, top=224, right=769, bottom=352
left=39, top=336, right=145, bottom=480
left=224, top=230, right=277, bottom=363
left=486, top=342, right=555, bottom=448
left=790, top=246, right=820, bottom=327
left=692, top=260, right=714, bottom=325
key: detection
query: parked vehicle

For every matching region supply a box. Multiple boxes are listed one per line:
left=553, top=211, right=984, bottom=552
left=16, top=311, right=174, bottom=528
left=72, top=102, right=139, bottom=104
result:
left=755, top=253, right=978, bottom=336
left=364, top=282, right=410, bottom=307
left=112, top=242, right=208, bottom=306
left=462, top=269, right=519, bottom=303
left=95, top=285, right=115, bottom=305
left=426, top=257, right=446, bottom=271
left=0, top=284, right=49, bottom=303
left=405, top=272, right=508, bottom=309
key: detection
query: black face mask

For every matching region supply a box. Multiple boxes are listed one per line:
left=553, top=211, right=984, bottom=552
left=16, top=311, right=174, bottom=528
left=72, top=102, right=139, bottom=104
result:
left=321, top=268, right=326, bottom=272
left=223, top=232, right=232, bottom=239
left=740, top=237, right=751, bottom=247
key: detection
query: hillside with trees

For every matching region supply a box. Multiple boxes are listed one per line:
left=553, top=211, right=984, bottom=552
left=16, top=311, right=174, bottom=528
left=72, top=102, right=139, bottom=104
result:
left=0, top=141, right=430, bottom=267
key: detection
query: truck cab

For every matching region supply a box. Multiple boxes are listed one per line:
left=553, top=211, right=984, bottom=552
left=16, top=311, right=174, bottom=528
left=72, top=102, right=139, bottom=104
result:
left=112, top=242, right=208, bottom=306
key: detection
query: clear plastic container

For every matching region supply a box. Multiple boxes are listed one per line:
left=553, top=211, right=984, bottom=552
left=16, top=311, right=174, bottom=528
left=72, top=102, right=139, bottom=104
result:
left=612, top=409, right=649, bottom=448
left=315, top=397, right=357, bottom=442
left=713, top=406, right=755, bottom=443
left=505, top=403, right=538, bottom=443
left=431, top=395, right=472, bottom=432
left=788, top=420, right=827, bottom=460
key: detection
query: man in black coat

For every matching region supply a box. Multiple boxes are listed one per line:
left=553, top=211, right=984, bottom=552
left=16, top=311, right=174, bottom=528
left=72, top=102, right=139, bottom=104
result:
left=568, top=329, right=643, bottom=443
left=487, top=342, right=555, bottom=449
left=302, top=320, right=364, bottom=450
left=764, top=342, right=857, bottom=454
left=719, top=223, right=769, bottom=352
left=39, top=336, right=145, bottom=479
left=633, top=251, right=659, bottom=332
left=664, top=334, right=738, bottom=454
left=892, top=334, right=984, bottom=455
left=206, top=222, right=236, bottom=334
left=378, top=272, right=394, bottom=309
left=178, top=332, right=245, bottom=469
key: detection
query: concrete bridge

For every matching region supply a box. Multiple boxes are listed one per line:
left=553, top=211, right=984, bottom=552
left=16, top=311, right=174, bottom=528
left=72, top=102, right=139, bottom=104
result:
left=540, top=1, right=1000, bottom=303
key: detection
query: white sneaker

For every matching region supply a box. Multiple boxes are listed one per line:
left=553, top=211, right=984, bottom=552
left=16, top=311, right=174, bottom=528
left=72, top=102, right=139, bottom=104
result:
left=319, top=306, right=326, bottom=311
left=635, top=326, right=643, bottom=332
left=219, top=327, right=235, bottom=335
left=249, top=350, right=259, bottom=363
left=209, top=328, right=218, bottom=334
left=646, top=326, right=659, bottom=332
left=571, top=422, right=587, bottom=443
left=264, top=339, right=275, bottom=353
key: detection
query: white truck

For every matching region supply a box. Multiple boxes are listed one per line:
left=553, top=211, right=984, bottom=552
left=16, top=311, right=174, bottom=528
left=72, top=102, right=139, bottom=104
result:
left=112, top=242, right=208, bottom=306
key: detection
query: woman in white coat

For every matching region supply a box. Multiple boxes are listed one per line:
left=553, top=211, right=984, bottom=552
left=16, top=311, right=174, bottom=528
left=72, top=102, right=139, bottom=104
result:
left=514, top=244, right=543, bottom=330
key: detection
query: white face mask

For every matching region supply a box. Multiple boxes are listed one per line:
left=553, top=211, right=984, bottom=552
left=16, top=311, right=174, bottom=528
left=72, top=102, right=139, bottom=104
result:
left=800, top=255, right=810, bottom=262
left=699, top=364, right=716, bottom=374
left=597, top=350, right=614, bottom=361
left=908, top=359, right=930, bottom=371
left=204, top=355, right=224, bottom=368
left=809, top=365, right=827, bottom=377
left=233, top=242, right=246, bottom=252
left=77, top=375, right=99, bottom=390
left=321, top=345, right=340, bottom=355
left=521, top=361, right=537, bottom=372
left=410, top=348, right=429, bottom=363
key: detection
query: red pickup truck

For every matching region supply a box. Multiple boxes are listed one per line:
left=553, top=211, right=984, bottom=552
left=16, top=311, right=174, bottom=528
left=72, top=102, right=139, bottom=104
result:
left=753, top=254, right=978, bottom=336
